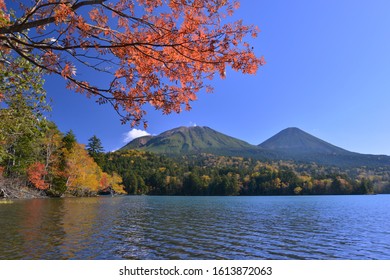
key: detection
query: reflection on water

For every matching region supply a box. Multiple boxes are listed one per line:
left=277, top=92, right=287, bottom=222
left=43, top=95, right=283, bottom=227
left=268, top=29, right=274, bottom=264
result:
left=0, top=195, right=389, bottom=259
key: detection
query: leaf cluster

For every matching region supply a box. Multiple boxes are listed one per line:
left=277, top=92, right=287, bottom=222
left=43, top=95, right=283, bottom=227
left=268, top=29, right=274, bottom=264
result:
left=0, top=0, right=264, bottom=127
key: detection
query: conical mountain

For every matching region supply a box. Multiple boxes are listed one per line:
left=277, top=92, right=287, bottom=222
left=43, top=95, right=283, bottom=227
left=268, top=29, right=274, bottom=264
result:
left=258, top=127, right=390, bottom=167
left=258, top=127, right=349, bottom=155
left=120, top=126, right=257, bottom=155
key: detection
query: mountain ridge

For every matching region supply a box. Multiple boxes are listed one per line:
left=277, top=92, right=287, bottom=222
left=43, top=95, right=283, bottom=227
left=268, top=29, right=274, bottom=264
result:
left=120, top=126, right=390, bottom=167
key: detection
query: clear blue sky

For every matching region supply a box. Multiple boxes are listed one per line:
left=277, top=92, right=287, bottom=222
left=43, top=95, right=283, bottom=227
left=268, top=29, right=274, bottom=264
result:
left=44, top=0, right=390, bottom=155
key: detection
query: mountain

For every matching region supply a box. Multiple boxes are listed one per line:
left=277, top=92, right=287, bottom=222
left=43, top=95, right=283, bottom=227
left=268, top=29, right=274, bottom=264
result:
left=120, top=126, right=262, bottom=156
left=258, top=127, right=349, bottom=155
left=258, top=127, right=390, bottom=167
left=120, top=126, right=390, bottom=168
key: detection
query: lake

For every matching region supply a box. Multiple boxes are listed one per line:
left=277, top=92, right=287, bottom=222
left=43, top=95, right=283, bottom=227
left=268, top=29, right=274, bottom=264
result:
left=0, top=195, right=389, bottom=259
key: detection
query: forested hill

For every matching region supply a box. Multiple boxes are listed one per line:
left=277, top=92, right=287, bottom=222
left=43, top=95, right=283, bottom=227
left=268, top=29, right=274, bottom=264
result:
left=120, top=126, right=390, bottom=168
left=102, top=150, right=390, bottom=196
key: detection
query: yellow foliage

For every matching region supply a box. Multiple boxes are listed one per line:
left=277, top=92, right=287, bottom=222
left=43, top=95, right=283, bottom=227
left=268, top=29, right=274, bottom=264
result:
left=65, top=144, right=125, bottom=194
left=294, top=186, right=303, bottom=195
left=109, top=172, right=126, bottom=194
left=66, top=143, right=101, bottom=192
left=201, top=175, right=211, bottom=187
left=299, top=175, right=311, bottom=182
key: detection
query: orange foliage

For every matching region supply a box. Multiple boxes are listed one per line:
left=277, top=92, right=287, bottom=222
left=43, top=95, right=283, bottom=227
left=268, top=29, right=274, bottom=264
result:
left=0, top=0, right=265, bottom=126
left=100, top=172, right=109, bottom=190
left=0, top=0, right=5, bottom=11
left=27, top=162, right=49, bottom=190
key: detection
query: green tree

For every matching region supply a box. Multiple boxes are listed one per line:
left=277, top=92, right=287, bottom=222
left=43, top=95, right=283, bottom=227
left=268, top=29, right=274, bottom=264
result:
left=1, top=55, right=49, bottom=175
left=183, top=172, right=203, bottom=195
left=225, top=173, right=240, bottom=196
left=123, top=171, right=138, bottom=194
left=62, top=130, right=77, bottom=151
left=330, top=177, right=343, bottom=195
left=358, top=178, right=374, bottom=194
left=0, top=93, right=46, bottom=176
left=86, top=135, right=104, bottom=166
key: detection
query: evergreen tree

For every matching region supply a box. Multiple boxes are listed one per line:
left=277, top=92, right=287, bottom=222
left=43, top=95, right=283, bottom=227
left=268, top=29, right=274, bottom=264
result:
left=86, top=135, right=104, bottom=166
left=62, top=130, right=77, bottom=151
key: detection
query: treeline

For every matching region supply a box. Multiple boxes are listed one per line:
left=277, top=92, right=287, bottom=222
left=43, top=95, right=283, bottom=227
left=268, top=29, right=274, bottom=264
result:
left=0, top=110, right=125, bottom=198
left=101, top=150, right=380, bottom=196
left=0, top=57, right=124, bottom=198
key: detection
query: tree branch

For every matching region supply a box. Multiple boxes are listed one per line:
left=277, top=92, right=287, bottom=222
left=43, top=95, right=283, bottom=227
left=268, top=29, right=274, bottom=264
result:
left=0, top=0, right=106, bottom=35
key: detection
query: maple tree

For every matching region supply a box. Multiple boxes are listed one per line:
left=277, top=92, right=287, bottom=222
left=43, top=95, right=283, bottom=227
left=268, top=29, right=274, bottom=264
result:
left=27, top=162, right=49, bottom=190
left=0, top=0, right=264, bottom=126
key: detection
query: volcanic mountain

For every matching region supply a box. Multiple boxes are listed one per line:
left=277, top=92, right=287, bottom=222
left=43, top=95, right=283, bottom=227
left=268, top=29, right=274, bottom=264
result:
left=258, top=127, right=350, bottom=155
left=121, top=126, right=261, bottom=156
left=258, top=127, right=390, bottom=167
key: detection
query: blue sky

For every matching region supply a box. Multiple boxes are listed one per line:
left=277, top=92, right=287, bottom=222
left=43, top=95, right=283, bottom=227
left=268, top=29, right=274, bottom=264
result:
left=44, top=0, right=390, bottom=155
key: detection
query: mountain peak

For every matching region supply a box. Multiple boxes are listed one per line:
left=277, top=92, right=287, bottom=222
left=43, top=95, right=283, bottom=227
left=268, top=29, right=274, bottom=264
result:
left=121, top=125, right=253, bottom=154
left=163, top=125, right=205, bottom=133
left=284, top=127, right=304, bottom=132
left=259, top=127, right=349, bottom=155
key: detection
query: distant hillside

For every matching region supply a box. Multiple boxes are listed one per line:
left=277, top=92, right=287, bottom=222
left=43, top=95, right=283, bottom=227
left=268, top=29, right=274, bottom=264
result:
left=121, top=126, right=390, bottom=168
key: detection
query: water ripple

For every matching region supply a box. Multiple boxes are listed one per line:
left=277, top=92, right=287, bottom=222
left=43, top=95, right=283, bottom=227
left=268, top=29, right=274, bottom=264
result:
left=1, top=195, right=390, bottom=259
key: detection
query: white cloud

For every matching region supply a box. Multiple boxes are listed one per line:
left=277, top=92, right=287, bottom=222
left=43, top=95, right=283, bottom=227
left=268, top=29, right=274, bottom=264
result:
left=123, top=129, right=151, bottom=143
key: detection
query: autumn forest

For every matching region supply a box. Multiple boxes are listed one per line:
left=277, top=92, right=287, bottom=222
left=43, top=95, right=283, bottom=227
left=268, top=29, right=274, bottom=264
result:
left=1, top=1, right=390, bottom=199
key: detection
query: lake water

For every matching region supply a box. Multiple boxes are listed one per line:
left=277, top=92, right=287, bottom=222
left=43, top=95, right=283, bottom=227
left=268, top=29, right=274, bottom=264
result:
left=0, top=195, right=389, bottom=259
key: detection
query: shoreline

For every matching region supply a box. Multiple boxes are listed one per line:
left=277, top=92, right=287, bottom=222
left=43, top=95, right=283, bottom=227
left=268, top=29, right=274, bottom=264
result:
left=1, top=192, right=383, bottom=201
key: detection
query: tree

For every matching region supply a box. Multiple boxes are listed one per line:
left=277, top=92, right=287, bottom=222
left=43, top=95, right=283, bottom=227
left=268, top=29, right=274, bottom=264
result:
left=64, top=142, right=124, bottom=195
left=65, top=143, right=101, bottom=193
left=0, top=55, right=49, bottom=175
left=183, top=172, right=203, bottom=195
left=0, top=0, right=264, bottom=126
left=86, top=135, right=104, bottom=165
left=27, top=162, right=49, bottom=190
left=0, top=91, right=47, bottom=176
left=87, top=135, right=104, bottom=155
left=62, top=130, right=77, bottom=151
left=0, top=99, right=32, bottom=174
left=40, top=122, right=69, bottom=197
left=108, top=172, right=126, bottom=194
